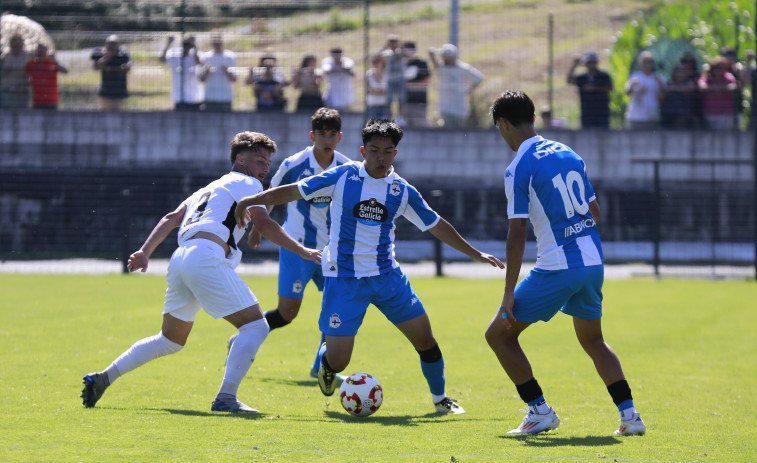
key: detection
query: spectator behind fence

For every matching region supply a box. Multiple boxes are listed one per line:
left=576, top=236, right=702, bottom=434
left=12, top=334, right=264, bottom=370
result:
left=1, top=34, right=30, bottom=108
left=26, top=43, right=68, bottom=110
left=380, top=34, right=406, bottom=122
left=365, top=54, right=388, bottom=119
left=290, top=54, right=324, bottom=113
left=624, top=51, right=665, bottom=129
left=428, top=43, right=484, bottom=128
left=403, top=41, right=431, bottom=127
left=160, top=35, right=204, bottom=111
left=661, top=63, right=701, bottom=129
left=539, top=105, right=564, bottom=129
left=90, top=35, right=131, bottom=111
left=747, top=50, right=757, bottom=129
left=698, top=56, right=738, bottom=130
left=566, top=51, right=612, bottom=129
left=200, top=31, right=237, bottom=112
left=321, top=47, right=355, bottom=113
left=247, top=54, right=287, bottom=112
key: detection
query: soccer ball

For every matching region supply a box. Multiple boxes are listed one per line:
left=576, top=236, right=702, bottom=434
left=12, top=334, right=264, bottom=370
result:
left=339, top=373, right=383, bottom=417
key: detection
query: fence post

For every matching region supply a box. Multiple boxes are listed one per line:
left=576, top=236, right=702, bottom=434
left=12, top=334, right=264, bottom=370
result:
left=120, top=188, right=131, bottom=274
left=652, top=161, right=660, bottom=277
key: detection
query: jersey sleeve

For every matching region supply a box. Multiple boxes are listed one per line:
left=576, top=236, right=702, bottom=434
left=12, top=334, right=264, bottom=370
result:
left=228, top=177, right=266, bottom=210
left=505, top=157, right=531, bottom=219
left=401, top=184, right=440, bottom=231
left=298, top=164, right=343, bottom=200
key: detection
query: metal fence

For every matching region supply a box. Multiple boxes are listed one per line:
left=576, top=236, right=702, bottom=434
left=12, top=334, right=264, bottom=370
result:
left=1, top=0, right=752, bottom=129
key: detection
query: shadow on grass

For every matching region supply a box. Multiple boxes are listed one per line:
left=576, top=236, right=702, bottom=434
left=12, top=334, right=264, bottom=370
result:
left=156, top=408, right=266, bottom=420
left=498, top=434, right=621, bottom=447
left=322, top=410, right=466, bottom=426
left=258, top=377, right=317, bottom=388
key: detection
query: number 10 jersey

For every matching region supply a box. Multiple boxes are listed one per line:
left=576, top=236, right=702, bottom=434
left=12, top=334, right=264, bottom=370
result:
left=505, top=136, right=603, bottom=270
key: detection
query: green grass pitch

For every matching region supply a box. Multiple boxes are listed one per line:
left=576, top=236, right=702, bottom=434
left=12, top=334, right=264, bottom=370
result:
left=0, top=273, right=754, bottom=462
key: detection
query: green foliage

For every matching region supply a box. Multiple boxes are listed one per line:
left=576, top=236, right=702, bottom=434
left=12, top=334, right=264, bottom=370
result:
left=609, top=0, right=755, bottom=127
left=0, top=274, right=755, bottom=462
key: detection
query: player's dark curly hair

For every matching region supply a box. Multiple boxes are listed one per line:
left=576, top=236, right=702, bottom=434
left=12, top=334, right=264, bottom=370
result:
left=311, top=107, right=342, bottom=132
left=361, top=118, right=403, bottom=146
left=229, top=131, right=277, bottom=165
left=490, top=89, right=535, bottom=127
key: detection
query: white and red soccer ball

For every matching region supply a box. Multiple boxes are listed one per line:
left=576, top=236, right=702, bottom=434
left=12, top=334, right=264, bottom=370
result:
left=339, top=373, right=383, bottom=417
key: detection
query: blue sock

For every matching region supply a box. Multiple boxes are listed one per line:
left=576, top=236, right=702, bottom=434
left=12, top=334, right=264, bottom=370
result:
left=311, top=332, right=326, bottom=372
left=420, top=357, right=445, bottom=397
left=527, top=395, right=545, bottom=407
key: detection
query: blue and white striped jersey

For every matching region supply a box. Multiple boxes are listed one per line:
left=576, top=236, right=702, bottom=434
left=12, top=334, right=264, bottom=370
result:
left=298, top=161, right=440, bottom=277
left=270, top=146, right=351, bottom=250
left=505, top=136, right=603, bottom=270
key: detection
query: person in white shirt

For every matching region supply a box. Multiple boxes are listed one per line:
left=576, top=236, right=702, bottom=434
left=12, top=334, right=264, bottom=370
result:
left=200, top=31, right=237, bottom=112
left=321, top=47, right=355, bottom=113
left=81, top=132, right=321, bottom=413
left=160, top=35, right=204, bottom=111
left=428, top=43, right=484, bottom=128
left=624, top=51, right=666, bottom=129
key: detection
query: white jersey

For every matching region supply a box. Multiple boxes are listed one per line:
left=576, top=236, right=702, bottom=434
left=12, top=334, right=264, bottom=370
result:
left=298, top=161, right=440, bottom=278
left=177, top=171, right=265, bottom=256
left=270, top=146, right=351, bottom=250
left=505, top=136, right=602, bottom=270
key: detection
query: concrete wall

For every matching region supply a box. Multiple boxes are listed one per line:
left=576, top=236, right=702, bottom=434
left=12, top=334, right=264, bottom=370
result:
left=0, top=110, right=753, bottom=186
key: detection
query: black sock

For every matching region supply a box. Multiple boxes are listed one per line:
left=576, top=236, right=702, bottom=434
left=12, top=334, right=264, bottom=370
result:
left=607, top=379, right=633, bottom=406
left=264, top=309, right=290, bottom=330
left=515, top=377, right=544, bottom=404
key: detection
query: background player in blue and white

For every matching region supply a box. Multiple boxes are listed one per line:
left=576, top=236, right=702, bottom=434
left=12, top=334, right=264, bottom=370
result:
left=484, top=90, right=645, bottom=436
left=81, top=132, right=321, bottom=413
left=234, top=119, right=504, bottom=414
left=234, top=107, right=350, bottom=379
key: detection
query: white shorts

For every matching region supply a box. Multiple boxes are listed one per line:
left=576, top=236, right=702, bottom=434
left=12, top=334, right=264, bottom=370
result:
left=163, top=239, right=258, bottom=322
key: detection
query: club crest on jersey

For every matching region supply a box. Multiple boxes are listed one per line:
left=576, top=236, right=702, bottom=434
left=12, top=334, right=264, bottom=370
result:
left=292, top=280, right=303, bottom=294
left=353, top=198, right=388, bottom=225
left=308, top=195, right=332, bottom=208
left=329, top=313, right=342, bottom=328
left=390, top=181, right=401, bottom=197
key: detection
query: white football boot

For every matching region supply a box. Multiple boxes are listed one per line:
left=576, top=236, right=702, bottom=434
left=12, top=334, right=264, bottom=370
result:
left=507, top=407, right=560, bottom=435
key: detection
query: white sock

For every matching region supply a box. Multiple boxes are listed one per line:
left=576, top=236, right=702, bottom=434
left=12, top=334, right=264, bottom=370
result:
left=218, top=318, right=269, bottom=397
left=110, top=332, right=183, bottom=381
left=620, top=407, right=637, bottom=421
left=431, top=393, right=446, bottom=404
left=531, top=400, right=551, bottom=415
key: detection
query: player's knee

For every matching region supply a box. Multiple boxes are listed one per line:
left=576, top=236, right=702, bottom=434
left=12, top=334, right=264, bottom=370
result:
left=417, top=343, right=442, bottom=363
left=157, top=332, right=184, bottom=355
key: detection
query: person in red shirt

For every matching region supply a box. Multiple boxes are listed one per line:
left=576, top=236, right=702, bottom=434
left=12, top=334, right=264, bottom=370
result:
left=26, top=43, right=68, bottom=109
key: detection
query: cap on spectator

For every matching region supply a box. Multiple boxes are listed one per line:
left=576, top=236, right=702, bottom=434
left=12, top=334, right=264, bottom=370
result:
left=106, top=34, right=119, bottom=44
left=330, top=47, right=343, bottom=54
left=440, top=43, right=458, bottom=57
left=584, top=51, right=598, bottom=63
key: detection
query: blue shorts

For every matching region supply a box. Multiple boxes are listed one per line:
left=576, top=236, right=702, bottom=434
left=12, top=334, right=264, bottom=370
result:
left=278, top=247, right=324, bottom=299
left=510, top=265, right=604, bottom=323
left=320, top=267, right=426, bottom=336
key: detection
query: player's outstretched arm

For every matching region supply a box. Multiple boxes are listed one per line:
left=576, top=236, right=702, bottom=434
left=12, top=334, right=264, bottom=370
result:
left=235, top=184, right=303, bottom=229
left=127, top=203, right=187, bottom=273
left=428, top=218, right=504, bottom=268
left=248, top=206, right=321, bottom=265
